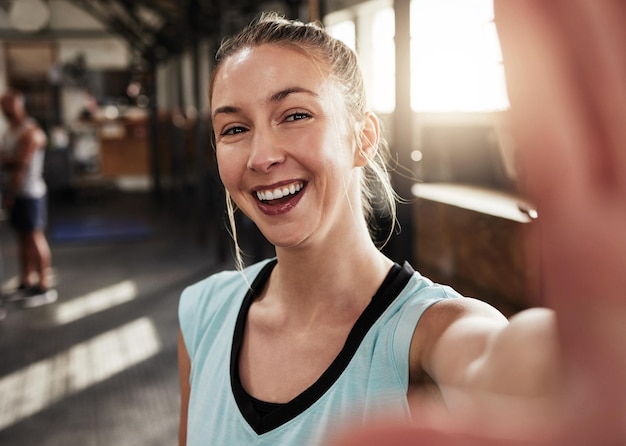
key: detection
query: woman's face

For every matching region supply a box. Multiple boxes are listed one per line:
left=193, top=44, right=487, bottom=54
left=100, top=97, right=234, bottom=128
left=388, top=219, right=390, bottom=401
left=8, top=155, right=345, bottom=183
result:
left=211, top=44, right=363, bottom=249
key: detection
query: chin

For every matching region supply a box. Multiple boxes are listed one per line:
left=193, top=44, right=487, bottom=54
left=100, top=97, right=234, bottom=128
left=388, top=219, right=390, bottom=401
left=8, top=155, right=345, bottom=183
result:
left=264, top=236, right=307, bottom=250
left=260, top=228, right=311, bottom=251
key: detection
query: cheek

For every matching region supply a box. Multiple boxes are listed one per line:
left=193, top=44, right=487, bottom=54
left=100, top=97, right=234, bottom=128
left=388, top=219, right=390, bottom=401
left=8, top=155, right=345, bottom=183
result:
left=316, top=131, right=356, bottom=171
left=216, top=148, right=245, bottom=193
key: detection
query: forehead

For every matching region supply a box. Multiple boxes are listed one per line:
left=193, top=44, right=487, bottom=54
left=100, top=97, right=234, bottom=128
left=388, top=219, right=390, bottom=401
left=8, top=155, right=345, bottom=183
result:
left=211, top=44, right=332, bottom=108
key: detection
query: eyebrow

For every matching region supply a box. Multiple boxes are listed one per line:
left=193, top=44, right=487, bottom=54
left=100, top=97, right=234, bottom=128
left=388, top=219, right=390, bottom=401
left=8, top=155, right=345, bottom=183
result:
left=211, top=87, right=319, bottom=121
left=211, top=105, right=240, bottom=121
left=268, top=86, right=319, bottom=103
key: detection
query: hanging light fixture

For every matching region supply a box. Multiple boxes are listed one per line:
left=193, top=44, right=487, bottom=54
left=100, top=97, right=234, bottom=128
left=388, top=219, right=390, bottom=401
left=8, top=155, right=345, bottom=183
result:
left=9, top=0, right=50, bottom=33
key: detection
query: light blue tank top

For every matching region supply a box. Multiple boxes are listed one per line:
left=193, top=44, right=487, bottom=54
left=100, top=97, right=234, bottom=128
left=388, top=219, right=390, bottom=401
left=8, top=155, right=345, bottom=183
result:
left=179, top=259, right=460, bottom=446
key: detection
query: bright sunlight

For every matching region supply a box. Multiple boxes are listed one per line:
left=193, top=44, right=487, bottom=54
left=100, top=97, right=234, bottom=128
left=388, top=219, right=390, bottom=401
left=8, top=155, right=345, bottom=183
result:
left=410, top=0, right=509, bottom=112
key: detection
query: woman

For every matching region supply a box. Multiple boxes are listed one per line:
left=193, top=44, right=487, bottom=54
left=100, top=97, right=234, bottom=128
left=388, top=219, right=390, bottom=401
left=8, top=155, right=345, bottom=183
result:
left=178, top=13, right=559, bottom=446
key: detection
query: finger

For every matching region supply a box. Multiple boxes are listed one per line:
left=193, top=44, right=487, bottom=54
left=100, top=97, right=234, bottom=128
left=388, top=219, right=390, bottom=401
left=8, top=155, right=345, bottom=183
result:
left=494, top=0, right=588, bottom=208
left=494, top=0, right=626, bottom=201
left=494, top=0, right=626, bottom=304
left=329, top=421, right=550, bottom=446
left=552, top=0, right=626, bottom=192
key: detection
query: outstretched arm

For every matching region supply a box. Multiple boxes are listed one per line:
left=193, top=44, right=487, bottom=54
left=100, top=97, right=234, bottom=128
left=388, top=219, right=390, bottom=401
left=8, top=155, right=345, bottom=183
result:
left=331, top=0, right=626, bottom=444
left=410, top=298, right=560, bottom=414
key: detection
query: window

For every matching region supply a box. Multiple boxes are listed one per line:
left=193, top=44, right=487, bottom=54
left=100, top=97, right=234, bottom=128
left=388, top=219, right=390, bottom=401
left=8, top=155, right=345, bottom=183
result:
left=326, top=1, right=395, bottom=114
left=410, top=0, right=508, bottom=112
left=367, top=7, right=395, bottom=114
left=326, top=20, right=356, bottom=51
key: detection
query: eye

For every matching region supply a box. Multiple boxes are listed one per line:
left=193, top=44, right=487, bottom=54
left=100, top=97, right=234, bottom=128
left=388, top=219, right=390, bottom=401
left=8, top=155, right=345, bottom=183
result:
left=285, top=112, right=311, bottom=122
left=220, top=125, right=248, bottom=136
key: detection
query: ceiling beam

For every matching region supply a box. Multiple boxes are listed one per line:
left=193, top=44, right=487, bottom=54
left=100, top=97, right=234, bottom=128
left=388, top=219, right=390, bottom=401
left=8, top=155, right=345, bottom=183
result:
left=0, top=29, right=117, bottom=40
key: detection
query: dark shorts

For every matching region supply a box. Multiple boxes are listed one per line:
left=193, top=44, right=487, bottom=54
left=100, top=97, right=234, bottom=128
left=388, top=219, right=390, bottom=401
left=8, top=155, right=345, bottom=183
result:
left=10, top=196, right=47, bottom=232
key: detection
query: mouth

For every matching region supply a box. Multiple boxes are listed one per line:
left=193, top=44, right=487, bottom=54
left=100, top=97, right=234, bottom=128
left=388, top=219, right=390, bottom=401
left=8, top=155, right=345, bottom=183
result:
left=255, top=181, right=305, bottom=205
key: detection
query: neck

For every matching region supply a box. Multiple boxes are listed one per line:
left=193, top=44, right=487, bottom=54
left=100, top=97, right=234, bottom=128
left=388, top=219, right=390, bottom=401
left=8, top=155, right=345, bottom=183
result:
left=270, top=224, right=393, bottom=319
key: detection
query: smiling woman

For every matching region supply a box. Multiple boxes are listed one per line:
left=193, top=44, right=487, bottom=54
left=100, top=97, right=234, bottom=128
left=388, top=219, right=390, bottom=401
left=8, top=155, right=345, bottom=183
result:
left=177, top=12, right=562, bottom=446
left=210, top=31, right=396, bottom=262
left=211, top=43, right=370, bottom=250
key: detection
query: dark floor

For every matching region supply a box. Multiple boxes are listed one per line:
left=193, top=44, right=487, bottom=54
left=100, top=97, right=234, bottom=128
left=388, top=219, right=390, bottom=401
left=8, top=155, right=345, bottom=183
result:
left=0, top=186, right=238, bottom=446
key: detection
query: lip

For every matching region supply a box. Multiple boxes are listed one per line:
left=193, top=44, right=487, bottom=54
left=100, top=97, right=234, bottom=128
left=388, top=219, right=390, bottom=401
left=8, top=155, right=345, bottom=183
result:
left=254, top=180, right=306, bottom=216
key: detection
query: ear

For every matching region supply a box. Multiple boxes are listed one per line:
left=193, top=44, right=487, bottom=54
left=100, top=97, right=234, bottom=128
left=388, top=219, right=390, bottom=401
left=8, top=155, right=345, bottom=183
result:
left=354, top=112, right=380, bottom=167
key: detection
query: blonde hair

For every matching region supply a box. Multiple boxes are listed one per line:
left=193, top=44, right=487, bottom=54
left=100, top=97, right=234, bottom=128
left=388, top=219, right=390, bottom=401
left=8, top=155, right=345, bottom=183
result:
left=210, top=12, right=398, bottom=269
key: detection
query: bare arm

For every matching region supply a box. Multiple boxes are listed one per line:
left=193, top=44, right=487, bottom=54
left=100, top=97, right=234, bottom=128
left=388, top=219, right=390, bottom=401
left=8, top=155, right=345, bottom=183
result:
left=412, top=299, right=561, bottom=411
left=178, top=330, right=191, bottom=446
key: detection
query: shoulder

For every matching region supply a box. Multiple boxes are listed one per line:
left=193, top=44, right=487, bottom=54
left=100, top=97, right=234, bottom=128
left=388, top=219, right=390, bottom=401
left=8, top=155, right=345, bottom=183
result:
left=393, top=267, right=464, bottom=321
left=385, top=266, right=467, bottom=341
left=181, top=259, right=273, bottom=311
left=398, top=265, right=505, bottom=333
left=409, top=293, right=508, bottom=385
left=181, top=268, right=243, bottom=302
left=19, top=123, right=46, bottom=146
left=381, top=268, right=462, bottom=367
left=412, top=296, right=507, bottom=353
left=179, top=259, right=275, bottom=357
left=392, top=265, right=510, bottom=383
left=179, top=260, right=274, bottom=328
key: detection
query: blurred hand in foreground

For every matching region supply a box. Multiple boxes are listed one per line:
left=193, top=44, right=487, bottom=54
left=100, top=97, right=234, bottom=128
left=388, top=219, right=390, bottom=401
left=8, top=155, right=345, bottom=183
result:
left=331, top=0, right=626, bottom=444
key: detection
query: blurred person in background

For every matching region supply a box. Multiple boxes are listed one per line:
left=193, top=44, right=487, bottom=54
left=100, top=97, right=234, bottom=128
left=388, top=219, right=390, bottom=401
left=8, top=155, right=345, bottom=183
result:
left=0, top=90, right=57, bottom=309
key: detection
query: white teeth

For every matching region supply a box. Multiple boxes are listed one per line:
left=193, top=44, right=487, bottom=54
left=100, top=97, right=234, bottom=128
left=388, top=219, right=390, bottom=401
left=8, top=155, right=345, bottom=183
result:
left=256, top=182, right=303, bottom=201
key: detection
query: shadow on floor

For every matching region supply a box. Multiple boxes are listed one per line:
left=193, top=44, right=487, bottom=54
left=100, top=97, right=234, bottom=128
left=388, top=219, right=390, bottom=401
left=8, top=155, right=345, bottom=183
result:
left=0, top=187, right=237, bottom=445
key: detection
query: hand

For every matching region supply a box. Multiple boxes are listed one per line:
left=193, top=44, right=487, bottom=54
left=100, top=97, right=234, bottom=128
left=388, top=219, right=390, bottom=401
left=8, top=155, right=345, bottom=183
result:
left=330, top=0, right=626, bottom=444
left=497, top=0, right=626, bottom=429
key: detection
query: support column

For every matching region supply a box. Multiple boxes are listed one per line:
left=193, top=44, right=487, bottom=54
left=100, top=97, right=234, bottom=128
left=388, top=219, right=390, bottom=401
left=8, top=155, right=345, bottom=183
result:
left=146, top=57, right=162, bottom=199
left=389, top=0, right=415, bottom=263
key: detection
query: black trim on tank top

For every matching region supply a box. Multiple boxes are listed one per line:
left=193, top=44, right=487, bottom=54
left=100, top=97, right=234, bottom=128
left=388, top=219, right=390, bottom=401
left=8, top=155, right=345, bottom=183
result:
left=230, top=259, right=415, bottom=435
left=248, top=393, right=285, bottom=418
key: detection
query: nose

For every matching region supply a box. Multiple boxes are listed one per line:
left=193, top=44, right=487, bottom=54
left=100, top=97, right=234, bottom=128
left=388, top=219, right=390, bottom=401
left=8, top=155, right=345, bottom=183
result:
left=246, top=127, right=285, bottom=173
